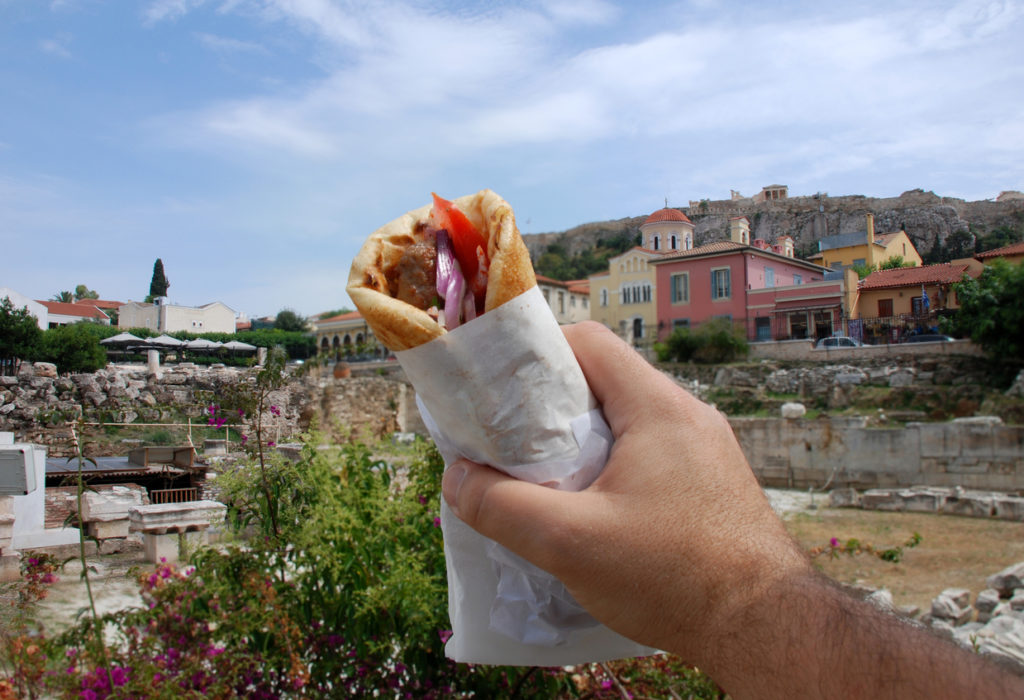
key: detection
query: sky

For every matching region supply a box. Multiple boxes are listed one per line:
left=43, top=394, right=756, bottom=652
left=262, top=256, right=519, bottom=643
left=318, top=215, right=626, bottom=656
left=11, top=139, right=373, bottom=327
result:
left=1, top=0, right=1022, bottom=320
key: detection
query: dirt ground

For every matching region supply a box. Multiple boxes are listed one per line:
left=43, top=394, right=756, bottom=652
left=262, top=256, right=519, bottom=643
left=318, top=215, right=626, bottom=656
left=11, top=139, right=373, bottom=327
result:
left=783, top=507, right=1024, bottom=613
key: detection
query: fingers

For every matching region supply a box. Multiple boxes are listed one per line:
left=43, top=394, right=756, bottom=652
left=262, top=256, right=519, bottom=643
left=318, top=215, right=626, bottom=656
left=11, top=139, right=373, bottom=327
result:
left=562, top=321, right=704, bottom=436
left=442, top=458, right=582, bottom=574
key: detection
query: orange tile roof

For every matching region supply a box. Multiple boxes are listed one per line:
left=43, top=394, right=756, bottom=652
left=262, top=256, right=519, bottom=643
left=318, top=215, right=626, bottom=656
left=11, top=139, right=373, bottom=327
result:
left=567, top=281, right=589, bottom=294
left=78, top=299, right=123, bottom=310
left=37, top=300, right=110, bottom=319
left=317, top=310, right=363, bottom=324
left=976, top=240, right=1024, bottom=259
left=535, top=274, right=568, bottom=287
left=859, top=263, right=971, bottom=290
left=651, top=241, right=747, bottom=262
left=644, top=208, right=692, bottom=225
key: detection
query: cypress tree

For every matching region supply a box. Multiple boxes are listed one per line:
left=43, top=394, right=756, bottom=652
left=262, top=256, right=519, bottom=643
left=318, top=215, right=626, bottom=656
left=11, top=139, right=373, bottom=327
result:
left=149, top=259, right=170, bottom=298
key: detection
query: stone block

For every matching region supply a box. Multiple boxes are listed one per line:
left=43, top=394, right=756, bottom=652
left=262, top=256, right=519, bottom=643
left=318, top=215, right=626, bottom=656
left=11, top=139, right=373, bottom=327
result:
left=994, top=497, right=1024, bottom=521
left=976, top=588, right=1001, bottom=614
left=900, top=489, right=944, bottom=513
left=1011, top=591, right=1024, bottom=612
left=861, top=489, right=903, bottom=511
left=0, top=553, right=20, bottom=583
left=987, top=562, right=1024, bottom=598
left=80, top=488, right=145, bottom=522
left=780, top=402, right=806, bottom=419
left=828, top=488, right=860, bottom=508
left=889, top=369, right=915, bottom=387
left=937, top=491, right=987, bottom=519
left=143, top=532, right=181, bottom=564
left=87, top=519, right=129, bottom=539
left=33, top=362, right=57, bottom=378
left=129, top=500, right=226, bottom=535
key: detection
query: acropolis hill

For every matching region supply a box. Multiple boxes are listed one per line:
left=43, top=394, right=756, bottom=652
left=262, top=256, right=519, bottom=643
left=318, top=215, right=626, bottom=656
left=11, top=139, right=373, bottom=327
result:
left=522, top=188, right=1024, bottom=263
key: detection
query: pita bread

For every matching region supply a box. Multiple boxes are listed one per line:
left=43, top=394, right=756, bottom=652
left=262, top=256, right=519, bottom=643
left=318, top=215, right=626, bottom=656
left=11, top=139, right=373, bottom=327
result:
left=347, top=189, right=536, bottom=351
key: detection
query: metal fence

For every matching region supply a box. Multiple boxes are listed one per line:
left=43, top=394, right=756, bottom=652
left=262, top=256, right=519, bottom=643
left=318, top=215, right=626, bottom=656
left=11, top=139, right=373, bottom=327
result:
left=151, top=487, right=200, bottom=504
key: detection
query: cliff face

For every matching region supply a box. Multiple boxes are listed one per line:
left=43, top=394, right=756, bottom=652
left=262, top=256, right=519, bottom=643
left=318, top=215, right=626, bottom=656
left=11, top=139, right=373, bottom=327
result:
left=523, top=189, right=1024, bottom=263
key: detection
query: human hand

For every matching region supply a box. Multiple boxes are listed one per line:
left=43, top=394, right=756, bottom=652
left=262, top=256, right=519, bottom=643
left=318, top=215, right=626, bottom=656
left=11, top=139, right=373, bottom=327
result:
left=440, top=321, right=809, bottom=664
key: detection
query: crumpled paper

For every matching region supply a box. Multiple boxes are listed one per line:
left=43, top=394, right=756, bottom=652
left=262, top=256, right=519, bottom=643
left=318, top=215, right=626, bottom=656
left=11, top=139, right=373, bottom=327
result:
left=396, top=285, right=655, bottom=666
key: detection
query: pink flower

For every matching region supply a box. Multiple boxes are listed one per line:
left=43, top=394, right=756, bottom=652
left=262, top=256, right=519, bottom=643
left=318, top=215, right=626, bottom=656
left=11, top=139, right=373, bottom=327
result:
left=207, top=417, right=216, bottom=426
left=601, top=679, right=613, bottom=689
left=269, top=405, right=281, bottom=416
left=240, top=434, right=248, bottom=446
left=238, top=408, right=245, bottom=417
left=268, top=441, right=276, bottom=447
left=830, top=537, right=840, bottom=548
left=438, top=629, right=453, bottom=644
left=433, top=516, right=441, bottom=528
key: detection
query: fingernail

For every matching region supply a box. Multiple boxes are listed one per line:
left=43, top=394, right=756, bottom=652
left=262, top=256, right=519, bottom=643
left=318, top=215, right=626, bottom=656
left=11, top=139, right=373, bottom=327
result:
left=442, top=461, right=468, bottom=517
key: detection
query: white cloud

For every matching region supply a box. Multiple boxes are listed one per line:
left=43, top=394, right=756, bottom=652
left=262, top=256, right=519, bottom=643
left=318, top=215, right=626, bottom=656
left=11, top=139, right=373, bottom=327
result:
left=195, top=31, right=266, bottom=53
left=143, top=0, right=208, bottom=25
left=39, top=35, right=72, bottom=58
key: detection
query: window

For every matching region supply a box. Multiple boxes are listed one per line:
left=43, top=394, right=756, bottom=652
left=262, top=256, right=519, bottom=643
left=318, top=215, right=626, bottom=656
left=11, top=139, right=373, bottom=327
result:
left=793, top=274, right=802, bottom=285
left=670, top=234, right=678, bottom=249
left=570, top=296, right=577, bottom=308
left=830, top=262, right=843, bottom=270
left=672, top=318, right=690, bottom=330
left=878, top=298, right=893, bottom=316
left=652, top=235, right=660, bottom=251
left=583, top=297, right=588, bottom=309
left=911, top=296, right=925, bottom=315
left=670, top=273, right=689, bottom=304
left=755, top=317, right=771, bottom=341
left=558, top=292, right=565, bottom=314
left=711, top=268, right=731, bottom=300
left=789, top=312, right=808, bottom=339
left=765, top=267, right=775, bottom=288
left=852, top=258, right=866, bottom=268
left=600, top=289, right=608, bottom=307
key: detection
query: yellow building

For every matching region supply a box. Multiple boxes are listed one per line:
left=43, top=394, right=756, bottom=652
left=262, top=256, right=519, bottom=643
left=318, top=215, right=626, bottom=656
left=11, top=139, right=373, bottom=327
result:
left=976, top=240, right=1024, bottom=265
left=810, top=214, right=922, bottom=270
left=588, top=207, right=692, bottom=350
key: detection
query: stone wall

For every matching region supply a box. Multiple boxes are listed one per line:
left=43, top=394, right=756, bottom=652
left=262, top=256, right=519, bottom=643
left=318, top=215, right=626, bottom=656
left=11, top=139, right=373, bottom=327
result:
left=0, top=360, right=422, bottom=455
left=747, top=339, right=984, bottom=362
left=734, top=416, right=1024, bottom=492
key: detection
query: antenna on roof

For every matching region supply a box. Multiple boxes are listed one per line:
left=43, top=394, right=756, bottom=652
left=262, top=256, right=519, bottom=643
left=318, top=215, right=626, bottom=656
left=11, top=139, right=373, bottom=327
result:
left=664, top=197, right=668, bottom=208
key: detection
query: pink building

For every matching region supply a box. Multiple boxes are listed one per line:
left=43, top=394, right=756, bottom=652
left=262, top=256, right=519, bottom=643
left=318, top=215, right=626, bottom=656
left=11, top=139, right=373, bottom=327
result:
left=652, top=240, right=838, bottom=341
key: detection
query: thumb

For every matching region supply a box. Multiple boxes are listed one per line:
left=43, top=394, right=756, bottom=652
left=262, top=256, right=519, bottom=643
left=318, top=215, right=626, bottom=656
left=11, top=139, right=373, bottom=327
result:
left=442, top=459, right=581, bottom=574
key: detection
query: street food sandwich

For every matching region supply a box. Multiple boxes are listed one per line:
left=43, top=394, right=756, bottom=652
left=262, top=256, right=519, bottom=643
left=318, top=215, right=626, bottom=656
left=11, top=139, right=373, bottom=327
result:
left=347, top=190, right=535, bottom=351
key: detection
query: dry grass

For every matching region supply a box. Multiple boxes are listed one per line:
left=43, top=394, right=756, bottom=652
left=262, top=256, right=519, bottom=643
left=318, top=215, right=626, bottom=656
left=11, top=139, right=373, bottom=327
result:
left=783, top=508, right=1024, bottom=612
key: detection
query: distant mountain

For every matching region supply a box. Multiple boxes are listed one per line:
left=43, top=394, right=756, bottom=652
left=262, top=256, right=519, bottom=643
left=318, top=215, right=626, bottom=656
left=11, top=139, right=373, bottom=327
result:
left=523, top=189, right=1024, bottom=279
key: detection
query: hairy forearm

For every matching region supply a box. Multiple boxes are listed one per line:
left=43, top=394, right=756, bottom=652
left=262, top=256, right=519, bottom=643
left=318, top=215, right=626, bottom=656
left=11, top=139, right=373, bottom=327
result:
left=698, top=572, right=1024, bottom=699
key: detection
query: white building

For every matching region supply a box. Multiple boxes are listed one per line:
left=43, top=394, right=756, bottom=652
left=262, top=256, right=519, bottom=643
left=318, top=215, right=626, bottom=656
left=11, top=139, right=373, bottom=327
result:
left=118, top=299, right=236, bottom=334
left=0, top=288, right=48, bottom=329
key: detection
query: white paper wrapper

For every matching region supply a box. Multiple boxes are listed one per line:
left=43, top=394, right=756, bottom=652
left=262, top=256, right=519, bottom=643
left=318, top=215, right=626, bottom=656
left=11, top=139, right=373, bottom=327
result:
left=396, top=285, right=655, bottom=666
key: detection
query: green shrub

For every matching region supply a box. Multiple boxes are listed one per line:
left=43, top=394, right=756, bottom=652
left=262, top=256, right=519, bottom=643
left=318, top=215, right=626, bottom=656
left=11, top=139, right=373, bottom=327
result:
left=40, top=323, right=107, bottom=374
left=657, top=318, right=749, bottom=363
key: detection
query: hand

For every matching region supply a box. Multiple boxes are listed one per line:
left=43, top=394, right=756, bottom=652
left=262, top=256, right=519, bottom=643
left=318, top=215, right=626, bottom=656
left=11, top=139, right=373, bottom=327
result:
left=441, top=321, right=809, bottom=661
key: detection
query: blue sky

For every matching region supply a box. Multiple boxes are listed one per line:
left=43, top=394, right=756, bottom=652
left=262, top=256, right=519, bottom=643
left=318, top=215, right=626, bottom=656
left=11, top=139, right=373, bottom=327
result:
left=2, top=0, right=1022, bottom=320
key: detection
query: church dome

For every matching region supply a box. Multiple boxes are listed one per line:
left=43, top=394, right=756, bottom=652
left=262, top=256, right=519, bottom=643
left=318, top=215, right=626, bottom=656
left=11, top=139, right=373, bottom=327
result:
left=644, top=208, right=692, bottom=225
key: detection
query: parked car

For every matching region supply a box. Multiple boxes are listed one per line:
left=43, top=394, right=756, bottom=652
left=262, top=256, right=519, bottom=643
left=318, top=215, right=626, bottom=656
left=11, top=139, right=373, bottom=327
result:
left=903, top=333, right=955, bottom=343
left=815, top=335, right=863, bottom=349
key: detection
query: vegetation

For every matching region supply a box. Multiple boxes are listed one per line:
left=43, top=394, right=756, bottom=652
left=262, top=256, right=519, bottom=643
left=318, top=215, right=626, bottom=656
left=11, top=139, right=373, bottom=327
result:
left=943, top=259, right=1024, bottom=373
left=852, top=255, right=917, bottom=279
left=39, top=323, right=107, bottom=374
left=923, top=220, right=1024, bottom=264
left=533, top=230, right=639, bottom=280
left=274, top=308, right=308, bottom=332
left=51, top=291, right=74, bottom=303
left=0, top=297, right=43, bottom=376
left=655, top=318, right=749, bottom=363
left=0, top=351, right=725, bottom=699
left=73, top=285, right=99, bottom=301
left=147, top=258, right=170, bottom=302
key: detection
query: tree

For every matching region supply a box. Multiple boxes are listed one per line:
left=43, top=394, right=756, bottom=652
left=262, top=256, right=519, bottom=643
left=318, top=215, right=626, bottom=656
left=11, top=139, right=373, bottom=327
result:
left=0, top=297, right=43, bottom=375
left=943, top=259, right=1024, bottom=368
left=40, top=323, right=107, bottom=374
left=149, top=258, right=170, bottom=299
left=74, top=284, right=99, bottom=301
left=274, top=308, right=308, bottom=332
left=879, top=255, right=916, bottom=270
left=52, top=291, right=74, bottom=303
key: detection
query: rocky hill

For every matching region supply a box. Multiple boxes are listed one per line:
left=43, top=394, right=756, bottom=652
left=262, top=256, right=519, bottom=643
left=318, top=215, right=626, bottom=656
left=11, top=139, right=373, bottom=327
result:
left=523, top=189, right=1024, bottom=268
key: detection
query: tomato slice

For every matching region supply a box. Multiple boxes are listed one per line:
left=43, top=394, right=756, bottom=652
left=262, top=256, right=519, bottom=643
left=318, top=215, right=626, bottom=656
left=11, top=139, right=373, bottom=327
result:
left=431, top=193, right=489, bottom=308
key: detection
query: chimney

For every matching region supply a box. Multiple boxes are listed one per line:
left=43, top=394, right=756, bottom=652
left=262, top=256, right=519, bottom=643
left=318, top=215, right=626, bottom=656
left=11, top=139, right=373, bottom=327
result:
left=729, top=217, right=750, bottom=245
left=866, top=213, right=875, bottom=246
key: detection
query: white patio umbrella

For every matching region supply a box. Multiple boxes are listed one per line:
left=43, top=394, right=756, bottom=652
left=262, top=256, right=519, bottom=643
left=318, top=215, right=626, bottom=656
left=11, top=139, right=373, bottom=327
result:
left=148, top=334, right=185, bottom=347
left=100, top=332, right=145, bottom=345
left=186, top=338, right=223, bottom=350
left=221, top=340, right=257, bottom=352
